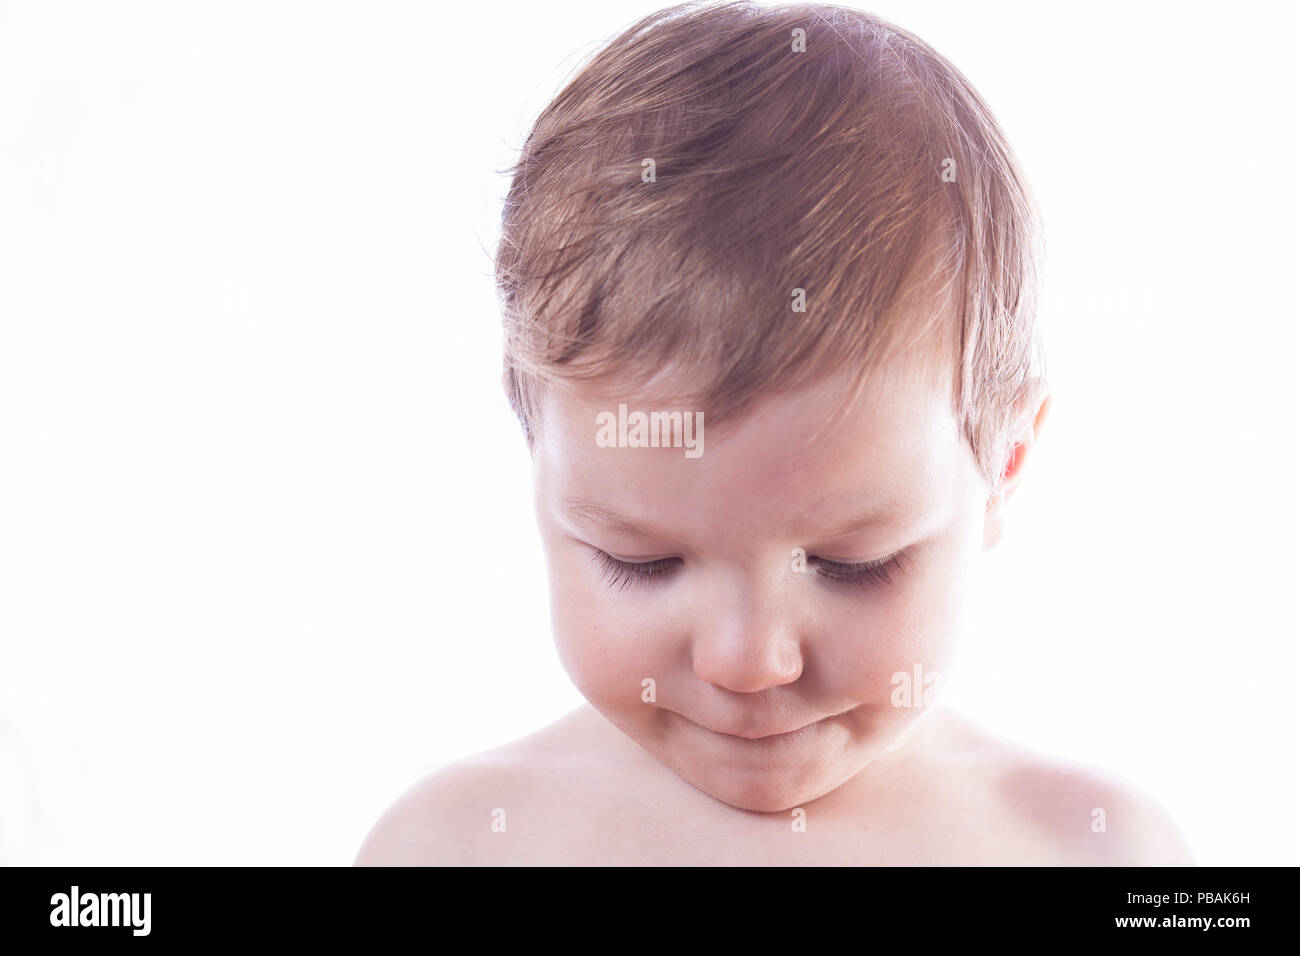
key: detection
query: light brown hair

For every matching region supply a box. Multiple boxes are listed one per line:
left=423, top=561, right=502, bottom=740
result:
left=495, top=0, right=1044, bottom=488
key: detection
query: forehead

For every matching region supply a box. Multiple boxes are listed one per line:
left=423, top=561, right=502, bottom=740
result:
left=534, top=362, right=971, bottom=542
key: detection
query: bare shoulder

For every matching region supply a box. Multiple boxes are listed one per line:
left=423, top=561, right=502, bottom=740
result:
left=929, top=707, right=1197, bottom=866
left=353, top=752, right=515, bottom=866
left=353, top=706, right=631, bottom=866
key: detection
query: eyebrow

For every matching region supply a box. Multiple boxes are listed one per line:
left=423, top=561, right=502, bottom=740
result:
left=810, top=499, right=921, bottom=538
left=560, top=499, right=662, bottom=538
left=560, top=496, right=920, bottom=540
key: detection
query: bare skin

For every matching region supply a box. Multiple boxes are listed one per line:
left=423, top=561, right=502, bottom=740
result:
left=355, top=702, right=1195, bottom=866
left=357, top=326, right=1195, bottom=866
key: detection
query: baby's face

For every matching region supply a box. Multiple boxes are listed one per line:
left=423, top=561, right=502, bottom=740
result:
left=533, top=361, right=995, bottom=812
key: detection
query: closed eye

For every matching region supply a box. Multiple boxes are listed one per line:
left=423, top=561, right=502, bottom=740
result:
left=587, top=549, right=910, bottom=591
left=810, top=551, right=909, bottom=588
left=589, top=549, right=681, bottom=591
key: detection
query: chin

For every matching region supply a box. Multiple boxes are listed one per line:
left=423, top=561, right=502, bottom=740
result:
left=681, top=759, right=844, bottom=813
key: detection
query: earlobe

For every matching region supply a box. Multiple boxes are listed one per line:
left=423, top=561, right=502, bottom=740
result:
left=982, top=507, right=1003, bottom=551
left=983, top=485, right=1005, bottom=550
left=997, top=380, right=1052, bottom=501
left=982, top=380, right=1051, bottom=552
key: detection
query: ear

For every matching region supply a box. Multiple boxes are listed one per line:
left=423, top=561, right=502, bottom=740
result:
left=983, top=380, right=1051, bottom=551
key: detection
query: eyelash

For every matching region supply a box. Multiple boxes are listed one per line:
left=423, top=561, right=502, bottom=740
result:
left=808, top=552, right=909, bottom=589
left=589, top=550, right=680, bottom=591
left=588, top=549, right=909, bottom=591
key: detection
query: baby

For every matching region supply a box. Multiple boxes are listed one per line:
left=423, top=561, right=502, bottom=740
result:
left=357, top=0, right=1194, bottom=865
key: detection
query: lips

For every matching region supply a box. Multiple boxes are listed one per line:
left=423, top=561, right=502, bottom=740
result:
left=696, top=706, right=852, bottom=740
left=716, top=721, right=822, bottom=739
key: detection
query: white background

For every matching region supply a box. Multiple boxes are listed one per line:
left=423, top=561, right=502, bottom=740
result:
left=2, top=0, right=1296, bottom=865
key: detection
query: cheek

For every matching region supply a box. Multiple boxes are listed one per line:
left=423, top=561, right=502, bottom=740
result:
left=881, top=526, right=982, bottom=679
left=541, top=511, right=984, bottom=711
left=816, top=540, right=979, bottom=698
left=545, top=539, right=677, bottom=712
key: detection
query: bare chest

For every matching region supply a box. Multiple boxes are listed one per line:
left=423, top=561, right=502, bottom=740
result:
left=473, top=780, right=1063, bottom=866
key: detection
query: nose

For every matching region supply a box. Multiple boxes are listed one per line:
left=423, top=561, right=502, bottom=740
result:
left=690, top=571, right=804, bottom=694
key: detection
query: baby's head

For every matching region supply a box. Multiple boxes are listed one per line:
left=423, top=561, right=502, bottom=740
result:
left=495, top=1, right=1050, bottom=811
